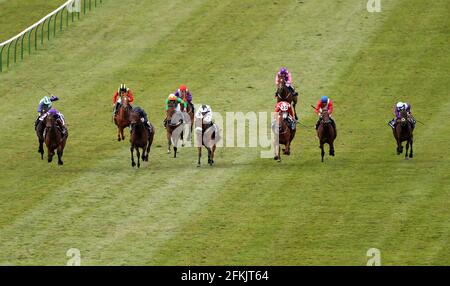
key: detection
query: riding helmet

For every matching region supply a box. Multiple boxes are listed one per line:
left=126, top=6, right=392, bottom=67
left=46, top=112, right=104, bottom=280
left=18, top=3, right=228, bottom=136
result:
left=321, top=96, right=329, bottom=103
left=180, top=84, right=187, bottom=92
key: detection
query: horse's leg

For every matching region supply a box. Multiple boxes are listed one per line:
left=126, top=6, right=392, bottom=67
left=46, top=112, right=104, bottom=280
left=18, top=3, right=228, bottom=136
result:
left=174, top=146, right=177, bottom=158
left=207, top=147, right=212, bottom=165
left=409, top=136, right=414, bottom=158
left=181, top=130, right=185, bottom=147
left=197, top=147, right=202, bottom=167
left=57, top=146, right=64, bottom=165
left=48, top=148, right=54, bottom=163
left=130, top=146, right=136, bottom=167
left=38, top=139, right=44, bottom=160
left=330, top=140, right=335, bottom=157
left=167, top=132, right=172, bottom=154
left=320, top=142, right=325, bottom=163
left=405, top=140, right=410, bottom=160
left=121, top=126, right=125, bottom=141
left=117, top=127, right=122, bottom=141
left=136, top=147, right=141, bottom=168
left=211, top=145, right=216, bottom=165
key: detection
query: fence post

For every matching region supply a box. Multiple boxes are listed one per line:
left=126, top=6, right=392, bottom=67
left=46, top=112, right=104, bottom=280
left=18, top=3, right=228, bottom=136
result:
left=35, top=25, right=39, bottom=50
left=0, top=45, right=4, bottom=72
left=60, top=10, right=64, bottom=31
left=54, top=12, right=58, bottom=36
left=28, top=30, right=32, bottom=55
left=89, top=0, right=92, bottom=11
left=84, top=0, right=86, bottom=15
left=21, top=34, right=25, bottom=60
left=41, top=20, right=46, bottom=45
left=6, top=41, right=12, bottom=67
left=48, top=16, right=52, bottom=40
left=14, top=38, right=19, bottom=63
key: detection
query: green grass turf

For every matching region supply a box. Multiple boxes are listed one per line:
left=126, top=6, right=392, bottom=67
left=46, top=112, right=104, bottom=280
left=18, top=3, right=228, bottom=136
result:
left=0, top=0, right=448, bottom=265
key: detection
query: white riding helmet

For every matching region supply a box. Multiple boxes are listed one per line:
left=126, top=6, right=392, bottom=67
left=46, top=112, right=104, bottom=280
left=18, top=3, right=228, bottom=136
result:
left=280, top=102, right=289, bottom=112
left=396, top=102, right=405, bottom=109
left=42, top=96, right=52, bottom=105
left=199, top=104, right=211, bottom=114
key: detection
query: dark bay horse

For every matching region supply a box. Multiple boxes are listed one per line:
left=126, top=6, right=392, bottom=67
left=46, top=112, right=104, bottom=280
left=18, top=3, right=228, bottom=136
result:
left=114, top=95, right=131, bottom=141
left=44, top=115, right=68, bottom=165
left=165, top=101, right=184, bottom=157
left=393, top=110, right=414, bottom=159
left=272, top=111, right=296, bottom=162
left=195, top=117, right=217, bottom=167
left=276, top=80, right=298, bottom=120
left=317, top=109, right=336, bottom=162
left=130, top=112, right=154, bottom=168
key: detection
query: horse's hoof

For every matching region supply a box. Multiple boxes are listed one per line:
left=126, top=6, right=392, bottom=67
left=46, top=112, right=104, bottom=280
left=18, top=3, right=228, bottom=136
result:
left=132, top=162, right=136, bottom=167
left=58, top=161, right=63, bottom=166
left=405, top=157, right=409, bottom=161
left=197, top=164, right=201, bottom=168
left=409, top=154, right=413, bottom=158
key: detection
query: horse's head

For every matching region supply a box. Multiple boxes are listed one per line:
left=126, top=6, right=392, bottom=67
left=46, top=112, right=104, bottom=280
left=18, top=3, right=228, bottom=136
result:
left=276, top=84, right=290, bottom=101
left=44, top=114, right=57, bottom=130
left=321, top=109, right=331, bottom=125
left=166, top=101, right=178, bottom=118
left=121, top=94, right=129, bottom=108
left=399, top=110, right=408, bottom=127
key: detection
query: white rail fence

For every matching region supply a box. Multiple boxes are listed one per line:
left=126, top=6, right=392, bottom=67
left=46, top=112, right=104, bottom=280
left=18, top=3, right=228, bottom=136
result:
left=0, top=0, right=103, bottom=72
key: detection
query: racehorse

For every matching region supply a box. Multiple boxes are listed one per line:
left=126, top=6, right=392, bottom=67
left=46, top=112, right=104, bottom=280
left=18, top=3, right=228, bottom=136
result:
left=180, top=95, right=194, bottom=145
left=276, top=79, right=298, bottom=120
left=317, top=109, right=336, bottom=162
left=129, top=112, right=154, bottom=168
left=393, top=109, right=414, bottom=159
left=114, top=94, right=131, bottom=142
left=165, top=101, right=184, bottom=157
left=272, top=110, right=296, bottom=162
left=195, top=116, right=217, bottom=167
left=44, top=114, right=68, bottom=165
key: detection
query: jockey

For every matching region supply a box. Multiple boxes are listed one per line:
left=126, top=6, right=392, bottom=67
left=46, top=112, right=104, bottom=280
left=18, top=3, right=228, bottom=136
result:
left=174, top=84, right=194, bottom=112
left=132, top=106, right=153, bottom=137
left=274, top=101, right=296, bottom=130
left=113, top=84, right=134, bottom=114
left=165, top=93, right=187, bottom=112
left=195, top=104, right=213, bottom=125
left=35, top=95, right=59, bottom=129
left=275, top=67, right=298, bottom=97
left=164, top=94, right=187, bottom=127
left=315, top=95, right=336, bottom=130
left=388, top=102, right=415, bottom=129
left=48, top=108, right=68, bottom=138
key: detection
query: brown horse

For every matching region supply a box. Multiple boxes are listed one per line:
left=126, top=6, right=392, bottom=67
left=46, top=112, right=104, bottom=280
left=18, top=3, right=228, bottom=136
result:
left=114, top=95, right=131, bottom=141
left=129, top=112, right=154, bottom=168
left=44, top=115, right=68, bottom=165
left=165, top=101, right=184, bottom=157
left=272, top=111, right=296, bottom=162
left=317, top=109, right=336, bottom=162
left=393, top=110, right=413, bottom=159
left=195, top=117, right=217, bottom=167
left=276, top=80, right=298, bottom=120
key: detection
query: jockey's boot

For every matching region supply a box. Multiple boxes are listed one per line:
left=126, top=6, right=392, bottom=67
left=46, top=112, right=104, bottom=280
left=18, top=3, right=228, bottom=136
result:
left=34, top=117, right=40, bottom=130
left=163, top=119, right=168, bottom=128
left=388, top=118, right=396, bottom=129
left=315, top=119, right=321, bottom=130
